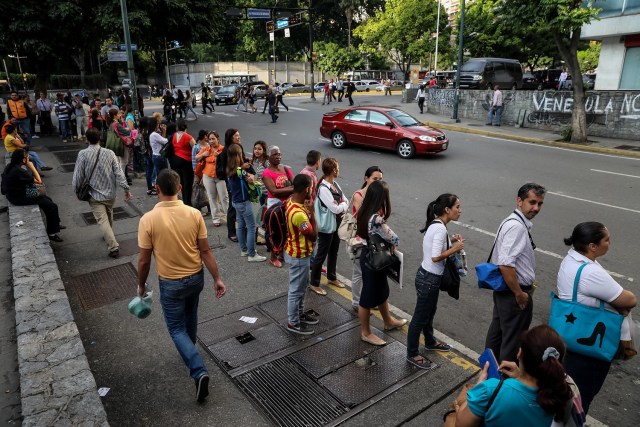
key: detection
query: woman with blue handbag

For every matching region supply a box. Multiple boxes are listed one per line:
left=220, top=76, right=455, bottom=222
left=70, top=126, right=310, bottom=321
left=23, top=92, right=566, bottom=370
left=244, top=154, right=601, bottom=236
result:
left=309, top=158, right=348, bottom=295
left=556, top=222, right=637, bottom=414
left=406, top=193, right=464, bottom=370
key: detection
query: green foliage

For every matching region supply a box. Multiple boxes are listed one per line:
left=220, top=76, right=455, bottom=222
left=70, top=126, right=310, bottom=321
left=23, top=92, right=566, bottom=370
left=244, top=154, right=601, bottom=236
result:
left=560, top=126, right=572, bottom=142
left=315, top=42, right=364, bottom=77
left=355, top=0, right=447, bottom=77
left=577, top=41, right=600, bottom=72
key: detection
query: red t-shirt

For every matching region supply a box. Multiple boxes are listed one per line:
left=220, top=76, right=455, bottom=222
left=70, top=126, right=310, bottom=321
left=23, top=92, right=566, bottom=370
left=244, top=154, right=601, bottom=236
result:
left=172, top=132, right=193, bottom=162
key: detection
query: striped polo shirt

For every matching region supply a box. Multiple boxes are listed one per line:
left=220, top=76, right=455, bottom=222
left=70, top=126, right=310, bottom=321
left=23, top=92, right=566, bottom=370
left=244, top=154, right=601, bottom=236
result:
left=285, top=201, right=314, bottom=258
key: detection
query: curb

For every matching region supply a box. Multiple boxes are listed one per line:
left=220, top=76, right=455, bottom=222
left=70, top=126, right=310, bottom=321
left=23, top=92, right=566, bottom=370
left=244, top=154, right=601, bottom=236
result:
left=423, top=121, right=640, bottom=159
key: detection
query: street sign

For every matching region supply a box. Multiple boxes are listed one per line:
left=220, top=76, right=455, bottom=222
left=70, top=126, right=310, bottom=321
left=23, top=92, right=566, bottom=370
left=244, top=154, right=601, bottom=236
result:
left=269, top=32, right=274, bottom=41
left=108, top=43, right=118, bottom=50
left=284, top=28, right=290, bottom=38
left=247, top=8, right=270, bottom=19
left=120, top=44, right=137, bottom=51
left=276, top=18, right=289, bottom=29
left=107, top=51, right=128, bottom=62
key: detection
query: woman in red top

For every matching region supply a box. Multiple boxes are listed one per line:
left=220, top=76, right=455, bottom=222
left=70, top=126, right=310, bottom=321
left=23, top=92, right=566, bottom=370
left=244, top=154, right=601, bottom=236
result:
left=169, top=119, right=196, bottom=206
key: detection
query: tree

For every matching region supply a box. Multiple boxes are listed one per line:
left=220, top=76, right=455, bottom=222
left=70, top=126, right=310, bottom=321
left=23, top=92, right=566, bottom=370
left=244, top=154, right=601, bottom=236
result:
left=354, top=0, right=444, bottom=81
left=577, top=41, right=600, bottom=72
left=315, top=42, right=364, bottom=77
left=502, top=0, right=601, bottom=144
left=340, top=0, right=364, bottom=47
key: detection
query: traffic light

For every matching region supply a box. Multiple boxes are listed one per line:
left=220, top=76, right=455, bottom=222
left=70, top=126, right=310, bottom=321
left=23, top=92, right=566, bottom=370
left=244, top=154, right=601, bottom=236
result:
left=266, top=21, right=274, bottom=32
left=289, top=14, right=300, bottom=26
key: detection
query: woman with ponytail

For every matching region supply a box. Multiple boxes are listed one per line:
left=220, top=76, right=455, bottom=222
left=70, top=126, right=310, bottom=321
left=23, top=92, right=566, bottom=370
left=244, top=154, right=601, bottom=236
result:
left=406, top=193, right=464, bottom=370
left=557, top=222, right=637, bottom=414
left=452, top=325, right=578, bottom=427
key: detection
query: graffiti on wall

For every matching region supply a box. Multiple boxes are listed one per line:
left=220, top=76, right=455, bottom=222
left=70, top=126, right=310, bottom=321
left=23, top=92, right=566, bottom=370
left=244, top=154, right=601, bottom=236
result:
left=529, top=91, right=640, bottom=126
left=427, top=89, right=456, bottom=108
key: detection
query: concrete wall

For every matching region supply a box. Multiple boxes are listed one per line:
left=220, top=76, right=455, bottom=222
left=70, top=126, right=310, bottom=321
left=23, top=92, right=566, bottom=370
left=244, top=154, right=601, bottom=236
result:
left=424, top=88, right=640, bottom=140
left=595, top=38, right=627, bottom=90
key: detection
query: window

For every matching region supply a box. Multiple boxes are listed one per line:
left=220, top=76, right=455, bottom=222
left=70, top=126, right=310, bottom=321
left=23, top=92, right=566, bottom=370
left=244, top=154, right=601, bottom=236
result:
left=619, top=47, right=640, bottom=89
left=368, top=111, right=389, bottom=126
left=345, top=110, right=368, bottom=122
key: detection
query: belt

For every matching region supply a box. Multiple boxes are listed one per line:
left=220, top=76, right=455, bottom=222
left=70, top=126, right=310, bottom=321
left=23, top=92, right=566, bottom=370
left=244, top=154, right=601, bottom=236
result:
left=160, top=269, right=203, bottom=281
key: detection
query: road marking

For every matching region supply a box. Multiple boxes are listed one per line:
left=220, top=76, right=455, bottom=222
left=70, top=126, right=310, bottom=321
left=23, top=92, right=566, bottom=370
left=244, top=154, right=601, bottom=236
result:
left=452, top=220, right=634, bottom=282
left=287, top=106, right=309, bottom=111
left=319, top=137, right=330, bottom=141
left=547, top=191, right=640, bottom=215
left=280, top=133, right=287, bottom=136
left=591, top=169, right=640, bottom=179
left=478, top=135, right=640, bottom=161
left=213, top=112, right=238, bottom=117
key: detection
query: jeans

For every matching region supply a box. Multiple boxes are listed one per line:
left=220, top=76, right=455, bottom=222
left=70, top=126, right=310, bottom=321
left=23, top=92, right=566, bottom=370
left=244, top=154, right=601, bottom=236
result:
left=159, top=270, right=207, bottom=380
left=76, top=115, right=88, bottom=137
left=485, top=288, right=533, bottom=362
left=564, top=350, right=611, bottom=415
left=233, top=200, right=256, bottom=256
left=351, top=248, right=363, bottom=306
left=152, top=154, right=168, bottom=180
left=184, top=104, right=198, bottom=119
left=487, top=105, right=503, bottom=125
left=202, top=175, right=228, bottom=224
left=144, top=153, right=155, bottom=189
left=407, top=267, right=442, bottom=357
left=16, top=118, right=31, bottom=142
left=88, top=198, right=118, bottom=251
left=285, top=253, right=311, bottom=326
left=9, top=150, right=47, bottom=169
left=269, top=105, right=278, bottom=123
left=58, top=119, right=71, bottom=139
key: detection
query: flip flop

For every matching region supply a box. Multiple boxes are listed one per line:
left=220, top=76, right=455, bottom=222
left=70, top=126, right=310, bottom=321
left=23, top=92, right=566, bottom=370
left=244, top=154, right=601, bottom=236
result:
left=269, top=259, right=283, bottom=268
left=228, top=236, right=238, bottom=242
left=406, top=356, right=437, bottom=371
left=309, top=286, right=327, bottom=296
left=384, top=319, right=408, bottom=331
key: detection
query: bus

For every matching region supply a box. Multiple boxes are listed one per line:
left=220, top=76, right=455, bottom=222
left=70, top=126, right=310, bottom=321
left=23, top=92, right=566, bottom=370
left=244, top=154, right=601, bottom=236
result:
left=205, top=74, right=259, bottom=87
left=344, top=70, right=404, bottom=82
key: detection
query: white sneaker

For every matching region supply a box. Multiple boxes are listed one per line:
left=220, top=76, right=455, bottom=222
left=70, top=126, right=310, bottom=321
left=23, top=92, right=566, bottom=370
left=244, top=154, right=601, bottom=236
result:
left=32, top=135, right=40, bottom=139
left=240, top=251, right=248, bottom=257
left=248, top=254, right=266, bottom=262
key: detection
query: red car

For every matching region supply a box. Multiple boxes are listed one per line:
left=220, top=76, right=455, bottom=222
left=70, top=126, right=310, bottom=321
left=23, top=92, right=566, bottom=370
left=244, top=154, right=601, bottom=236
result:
left=319, top=106, right=449, bottom=159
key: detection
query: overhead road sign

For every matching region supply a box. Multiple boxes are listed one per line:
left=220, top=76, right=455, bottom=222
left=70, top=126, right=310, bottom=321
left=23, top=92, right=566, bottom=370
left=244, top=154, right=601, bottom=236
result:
left=120, top=44, right=137, bottom=51
left=247, top=8, right=271, bottom=19
left=107, top=51, right=128, bottom=62
left=277, top=18, right=289, bottom=29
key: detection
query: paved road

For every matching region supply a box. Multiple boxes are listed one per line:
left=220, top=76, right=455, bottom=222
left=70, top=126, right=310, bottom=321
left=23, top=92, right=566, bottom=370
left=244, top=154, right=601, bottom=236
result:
left=181, top=93, right=639, bottom=426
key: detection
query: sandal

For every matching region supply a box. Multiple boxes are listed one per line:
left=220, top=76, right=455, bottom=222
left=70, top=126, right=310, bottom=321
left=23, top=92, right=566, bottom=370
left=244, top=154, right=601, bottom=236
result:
left=384, top=318, right=408, bottom=331
left=228, top=235, right=238, bottom=242
left=309, top=286, right=327, bottom=296
left=269, top=258, right=283, bottom=268
left=406, top=356, right=437, bottom=371
left=425, top=341, right=452, bottom=352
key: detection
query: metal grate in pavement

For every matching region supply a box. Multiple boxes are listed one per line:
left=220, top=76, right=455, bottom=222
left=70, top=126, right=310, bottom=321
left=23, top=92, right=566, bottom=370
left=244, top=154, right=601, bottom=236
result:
left=52, top=150, right=80, bottom=163
left=115, top=238, right=139, bottom=256
left=80, top=207, right=136, bottom=226
left=69, top=263, right=137, bottom=311
left=236, top=358, right=348, bottom=427
left=318, top=341, right=421, bottom=407
left=198, top=307, right=273, bottom=347
left=615, top=145, right=640, bottom=152
left=46, top=145, right=84, bottom=152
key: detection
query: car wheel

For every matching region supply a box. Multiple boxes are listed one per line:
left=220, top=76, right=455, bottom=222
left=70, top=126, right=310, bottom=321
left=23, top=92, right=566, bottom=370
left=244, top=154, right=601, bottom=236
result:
left=396, top=140, right=415, bottom=159
left=331, top=131, right=347, bottom=149
left=215, top=101, right=220, bottom=106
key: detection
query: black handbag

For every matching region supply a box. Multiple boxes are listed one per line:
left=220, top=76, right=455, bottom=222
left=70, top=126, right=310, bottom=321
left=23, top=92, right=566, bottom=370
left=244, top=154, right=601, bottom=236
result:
left=441, top=239, right=461, bottom=300
left=76, top=148, right=101, bottom=201
left=364, top=233, right=398, bottom=272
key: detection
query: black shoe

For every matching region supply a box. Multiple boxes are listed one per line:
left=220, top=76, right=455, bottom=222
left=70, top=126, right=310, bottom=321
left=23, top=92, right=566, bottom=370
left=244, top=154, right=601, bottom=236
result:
left=40, top=166, right=53, bottom=171
left=493, top=124, right=500, bottom=126
left=485, top=123, right=493, bottom=126
left=287, top=323, right=315, bottom=336
left=49, top=234, right=63, bottom=242
left=406, top=356, right=437, bottom=371
left=300, top=313, right=319, bottom=325
left=147, top=189, right=157, bottom=196
left=195, top=374, right=209, bottom=403
left=59, top=225, right=67, bottom=230
left=108, top=249, right=120, bottom=258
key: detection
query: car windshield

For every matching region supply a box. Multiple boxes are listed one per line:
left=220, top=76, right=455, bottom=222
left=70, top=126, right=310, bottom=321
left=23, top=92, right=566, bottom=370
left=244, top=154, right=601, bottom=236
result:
left=219, top=86, right=236, bottom=94
left=386, top=109, right=420, bottom=127
left=461, top=61, right=485, bottom=72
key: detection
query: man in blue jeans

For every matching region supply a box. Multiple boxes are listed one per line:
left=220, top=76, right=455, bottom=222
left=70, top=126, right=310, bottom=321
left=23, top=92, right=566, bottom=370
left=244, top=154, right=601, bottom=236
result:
left=284, top=174, right=319, bottom=335
left=136, top=169, right=227, bottom=402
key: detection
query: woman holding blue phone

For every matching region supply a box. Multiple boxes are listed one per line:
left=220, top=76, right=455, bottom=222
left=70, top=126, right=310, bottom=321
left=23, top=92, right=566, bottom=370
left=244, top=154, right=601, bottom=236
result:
left=406, top=193, right=464, bottom=370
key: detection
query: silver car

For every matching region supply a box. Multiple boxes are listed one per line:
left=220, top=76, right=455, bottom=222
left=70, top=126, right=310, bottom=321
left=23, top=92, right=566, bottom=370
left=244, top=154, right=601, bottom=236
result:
left=282, top=82, right=311, bottom=94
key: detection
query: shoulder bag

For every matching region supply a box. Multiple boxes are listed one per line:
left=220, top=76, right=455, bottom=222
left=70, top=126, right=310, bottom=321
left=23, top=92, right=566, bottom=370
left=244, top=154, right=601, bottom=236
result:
left=160, top=134, right=175, bottom=158
left=474, top=218, right=519, bottom=291
left=25, top=182, right=47, bottom=199
left=76, top=148, right=101, bottom=201
left=314, top=182, right=337, bottom=234
left=363, top=214, right=399, bottom=272
left=338, top=194, right=357, bottom=241
left=113, top=123, right=134, bottom=147
left=549, top=263, right=624, bottom=362
left=440, top=235, right=461, bottom=300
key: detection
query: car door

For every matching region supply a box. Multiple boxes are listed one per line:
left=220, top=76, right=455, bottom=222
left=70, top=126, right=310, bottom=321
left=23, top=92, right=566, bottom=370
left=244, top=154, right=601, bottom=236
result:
left=366, top=111, right=396, bottom=149
left=342, top=109, right=369, bottom=145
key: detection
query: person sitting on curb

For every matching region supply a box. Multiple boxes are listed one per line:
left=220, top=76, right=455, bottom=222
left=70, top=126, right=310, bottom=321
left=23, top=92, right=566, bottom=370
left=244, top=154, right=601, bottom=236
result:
left=3, top=123, right=52, bottom=173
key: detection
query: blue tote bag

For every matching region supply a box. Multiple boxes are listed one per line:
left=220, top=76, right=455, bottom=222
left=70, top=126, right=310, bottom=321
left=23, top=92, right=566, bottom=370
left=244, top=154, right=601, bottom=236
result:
left=475, top=219, right=517, bottom=291
left=314, top=196, right=336, bottom=234
left=549, top=263, right=623, bottom=362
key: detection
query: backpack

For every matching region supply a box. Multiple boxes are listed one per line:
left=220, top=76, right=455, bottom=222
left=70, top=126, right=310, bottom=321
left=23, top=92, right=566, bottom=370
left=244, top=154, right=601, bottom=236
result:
left=264, top=201, right=288, bottom=255
left=236, top=167, right=262, bottom=203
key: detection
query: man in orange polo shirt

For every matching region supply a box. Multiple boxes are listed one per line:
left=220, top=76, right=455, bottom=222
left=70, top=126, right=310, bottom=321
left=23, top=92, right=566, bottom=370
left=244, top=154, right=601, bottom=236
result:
left=284, top=174, right=319, bottom=335
left=136, top=169, right=227, bottom=403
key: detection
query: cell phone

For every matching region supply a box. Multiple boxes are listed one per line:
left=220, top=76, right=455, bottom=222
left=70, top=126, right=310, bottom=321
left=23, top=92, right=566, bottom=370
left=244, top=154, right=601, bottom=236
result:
left=478, top=348, right=501, bottom=380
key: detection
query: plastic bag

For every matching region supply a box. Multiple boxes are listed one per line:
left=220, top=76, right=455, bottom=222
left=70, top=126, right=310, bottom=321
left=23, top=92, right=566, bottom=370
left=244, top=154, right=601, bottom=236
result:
left=192, top=183, right=209, bottom=210
left=128, top=291, right=153, bottom=319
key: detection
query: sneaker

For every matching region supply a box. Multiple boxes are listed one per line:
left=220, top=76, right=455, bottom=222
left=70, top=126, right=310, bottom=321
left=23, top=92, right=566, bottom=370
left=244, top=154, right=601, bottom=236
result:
left=287, top=323, right=315, bottom=336
left=425, top=342, right=452, bottom=352
left=32, top=135, right=40, bottom=139
left=195, top=374, right=209, bottom=402
left=40, top=166, right=53, bottom=171
left=300, top=313, right=319, bottom=325
left=108, top=249, right=120, bottom=258
left=248, top=254, right=266, bottom=262
left=240, top=251, right=249, bottom=257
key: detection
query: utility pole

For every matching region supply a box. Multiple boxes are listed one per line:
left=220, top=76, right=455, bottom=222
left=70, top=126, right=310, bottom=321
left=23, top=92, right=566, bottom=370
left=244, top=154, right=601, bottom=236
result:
left=309, top=0, right=315, bottom=101
left=434, top=0, right=441, bottom=76
left=164, top=38, right=183, bottom=89
left=3, top=59, right=13, bottom=91
left=452, top=0, right=465, bottom=122
left=119, top=0, right=138, bottom=116
left=9, top=46, right=28, bottom=91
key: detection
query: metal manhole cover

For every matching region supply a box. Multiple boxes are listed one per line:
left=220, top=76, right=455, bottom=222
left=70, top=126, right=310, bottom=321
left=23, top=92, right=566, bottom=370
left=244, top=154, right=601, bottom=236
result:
left=60, top=164, right=76, bottom=173
left=615, top=145, right=640, bottom=152
left=116, top=238, right=139, bottom=256
left=53, top=150, right=80, bottom=163
left=236, top=358, right=348, bottom=427
left=199, top=307, right=272, bottom=347
left=69, top=263, right=137, bottom=311
left=80, top=207, right=135, bottom=225
left=46, top=145, right=84, bottom=152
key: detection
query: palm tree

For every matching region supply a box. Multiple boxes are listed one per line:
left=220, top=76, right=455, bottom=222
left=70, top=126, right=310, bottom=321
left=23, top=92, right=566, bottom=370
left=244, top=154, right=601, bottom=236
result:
left=341, top=0, right=364, bottom=47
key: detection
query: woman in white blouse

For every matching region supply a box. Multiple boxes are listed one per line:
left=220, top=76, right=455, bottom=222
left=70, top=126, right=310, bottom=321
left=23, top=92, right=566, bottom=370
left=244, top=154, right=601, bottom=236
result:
left=556, top=222, right=637, bottom=414
left=406, top=193, right=464, bottom=370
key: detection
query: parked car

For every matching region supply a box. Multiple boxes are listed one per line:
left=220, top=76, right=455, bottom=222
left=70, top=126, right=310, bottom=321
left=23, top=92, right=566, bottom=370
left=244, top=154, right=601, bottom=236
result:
left=532, top=69, right=563, bottom=90
left=121, top=78, right=131, bottom=89
left=319, top=106, right=449, bottom=159
left=214, top=84, right=239, bottom=105
left=458, top=58, right=523, bottom=90
left=521, top=73, right=538, bottom=90
left=353, top=80, right=379, bottom=92
left=313, top=82, right=325, bottom=92
left=282, top=83, right=311, bottom=94
left=253, top=84, right=268, bottom=98
left=583, top=73, right=596, bottom=90
left=375, top=81, right=403, bottom=91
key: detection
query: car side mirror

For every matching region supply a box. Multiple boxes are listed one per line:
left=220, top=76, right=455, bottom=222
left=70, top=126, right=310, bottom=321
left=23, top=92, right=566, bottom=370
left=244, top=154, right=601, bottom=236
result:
left=385, top=122, right=394, bottom=128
